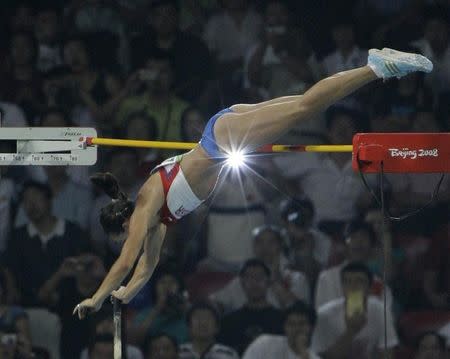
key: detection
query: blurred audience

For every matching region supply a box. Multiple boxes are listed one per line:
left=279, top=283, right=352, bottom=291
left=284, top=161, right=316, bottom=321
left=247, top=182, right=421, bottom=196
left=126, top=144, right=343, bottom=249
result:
left=38, top=252, right=105, bottom=359
left=116, top=54, right=190, bottom=144
left=243, top=301, right=320, bottom=359
left=244, top=0, right=320, bottom=101
left=34, top=5, right=63, bottom=73
left=412, top=7, right=450, bottom=97
left=180, top=302, right=238, bottom=359
left=131, top=0, right=212, bottom=102
left=210, top=225, right=310, bottom=313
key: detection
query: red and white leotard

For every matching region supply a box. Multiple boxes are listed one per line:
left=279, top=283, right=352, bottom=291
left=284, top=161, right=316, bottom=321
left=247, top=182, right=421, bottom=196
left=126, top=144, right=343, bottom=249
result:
left=150, top=155, right=203, bottom=225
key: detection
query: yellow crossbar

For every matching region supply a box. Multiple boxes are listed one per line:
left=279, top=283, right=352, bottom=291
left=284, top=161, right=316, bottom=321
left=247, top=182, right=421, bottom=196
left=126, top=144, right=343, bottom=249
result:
left=87, top=137, right=353, bottom=153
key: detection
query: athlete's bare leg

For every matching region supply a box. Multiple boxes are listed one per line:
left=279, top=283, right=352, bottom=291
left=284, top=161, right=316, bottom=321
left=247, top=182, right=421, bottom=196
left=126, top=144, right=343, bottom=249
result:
left=214, top=66, right=376, bottom=153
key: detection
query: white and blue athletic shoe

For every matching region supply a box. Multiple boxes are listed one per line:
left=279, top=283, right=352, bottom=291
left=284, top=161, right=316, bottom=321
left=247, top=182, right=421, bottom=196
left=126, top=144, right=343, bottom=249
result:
left=368, top=48, right=433, bottom=79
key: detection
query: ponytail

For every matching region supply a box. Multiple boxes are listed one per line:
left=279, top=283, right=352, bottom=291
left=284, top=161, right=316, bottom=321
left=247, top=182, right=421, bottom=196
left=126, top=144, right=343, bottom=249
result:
left=90, top=172, right=134, bottom=234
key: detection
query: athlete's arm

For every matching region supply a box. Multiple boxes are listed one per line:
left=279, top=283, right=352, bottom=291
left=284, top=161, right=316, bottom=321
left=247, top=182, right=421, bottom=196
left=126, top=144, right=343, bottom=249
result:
left=112, top=222, right=167, bottom=303
left=74, top=175, right=164, bottom=318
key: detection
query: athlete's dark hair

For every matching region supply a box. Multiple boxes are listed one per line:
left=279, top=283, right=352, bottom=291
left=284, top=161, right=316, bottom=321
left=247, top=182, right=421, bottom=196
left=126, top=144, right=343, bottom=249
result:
left=90, top=172, right=134, bottom=234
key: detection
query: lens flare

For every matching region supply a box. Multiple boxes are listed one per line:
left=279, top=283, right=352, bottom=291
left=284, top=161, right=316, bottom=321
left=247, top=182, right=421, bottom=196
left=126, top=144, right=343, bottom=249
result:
left=226, top=150, right=245, bottom=168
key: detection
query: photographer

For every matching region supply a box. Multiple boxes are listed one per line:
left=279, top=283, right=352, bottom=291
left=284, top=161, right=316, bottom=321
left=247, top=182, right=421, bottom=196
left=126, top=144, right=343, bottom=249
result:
left=38, top=253, right=106, bottom=359
left=127, top=267, right=189, bottom=346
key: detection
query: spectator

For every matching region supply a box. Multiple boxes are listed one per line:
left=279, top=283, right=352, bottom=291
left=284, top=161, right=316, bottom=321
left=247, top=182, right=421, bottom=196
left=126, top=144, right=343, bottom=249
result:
left=414, top=331, right=447, bottom=359
left=0, top=163, right=16, bottom=252
left=311, top=262, right=399, bottom=359
left=143, top=333, right=178, bottom=359
left=422, top=220, right=450, bottom=309
left=321, top=21, right=367, bottom=111
left=4, top=180, right=89, bottom=306
left=127, top=267, right=189, bottom=346
left=243, top=301, right=320, bottom=359
left=86, top=334, right=114, bottom=359
left=64, top=0, right=129, bottom=71
left=131, top=0, right=212, bottom=102
left=16, top=162, right=93, bottom=231
left=203, top=0, right=263, bottom=104
left=34, top=5, right=63, bottom=72
left=322, top=21, right=366, bottom=76
left=38, top=253, right=106, bottom=359
left=273, top=106, right=370, bottom=236
left=61, top=36, right=125, bottom=130
left=315, top=221, right=393, bottom=310
left=0, top=270, right=31, bottom=352
left=0, top=100, right=28, bottom=127
left=210, top=225, right=310, bottom=313
left=412, top=8, right=450, bottom=97
left=245, top=0, right=320, bottom=101
left=204, top=0, right=262, bottom=73
left=0, top=329, right=35, bottom=359
left=120, top=111, right=161, bottom=178
left=0, top=30, right=44, bottom=123
left=370, top=69, right=433, bottom=133
left=281, top=197, right=332, bottom=287
left=80, top=309, right=144, bottom=359
left=89, top=148, right=143, bottom=258
left=116, top=54, right=190, bottom=144
left=219, top=259, right=283, bottom=354
left=180, top=106, right=206, bottom=143
left=180, top=302, right=238, bottom=359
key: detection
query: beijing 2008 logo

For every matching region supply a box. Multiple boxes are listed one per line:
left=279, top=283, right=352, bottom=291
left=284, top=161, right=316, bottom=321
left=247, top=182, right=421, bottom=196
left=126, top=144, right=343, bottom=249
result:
left=388, top=148, right=439, bottom=159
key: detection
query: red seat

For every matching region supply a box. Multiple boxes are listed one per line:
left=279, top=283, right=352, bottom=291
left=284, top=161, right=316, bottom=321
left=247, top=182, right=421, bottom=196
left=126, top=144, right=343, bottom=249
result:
left=398, top=311, right=450, bottom=345
left=185, top=271, right=235, bottom=302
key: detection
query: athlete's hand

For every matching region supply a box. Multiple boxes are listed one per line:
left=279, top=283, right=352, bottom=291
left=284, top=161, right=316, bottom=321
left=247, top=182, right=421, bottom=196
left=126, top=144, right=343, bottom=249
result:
left=111, top=286, right=132, bottom=304
left=73, top=298, right=102, bottom=319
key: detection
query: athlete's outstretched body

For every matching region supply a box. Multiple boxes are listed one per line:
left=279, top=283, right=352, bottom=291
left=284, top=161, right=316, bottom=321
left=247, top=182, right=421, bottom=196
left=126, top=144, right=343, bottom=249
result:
left=74, top=48, right=432, bottom=318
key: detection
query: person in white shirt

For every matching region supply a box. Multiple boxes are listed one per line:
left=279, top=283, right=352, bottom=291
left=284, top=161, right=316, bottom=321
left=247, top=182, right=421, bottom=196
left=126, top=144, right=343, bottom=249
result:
left=180, top=302, right=239, bottom=359
left=315, top=221, right=393, bottom=311
left=411, top=9, right=450, bottom=96
left=243, top=301, right=321, bottom=359
left=322, top=22, right=367, bottom=111
left=311, top=262, right=398, bottom=359
left=210, top=225, right=310, bottom=313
